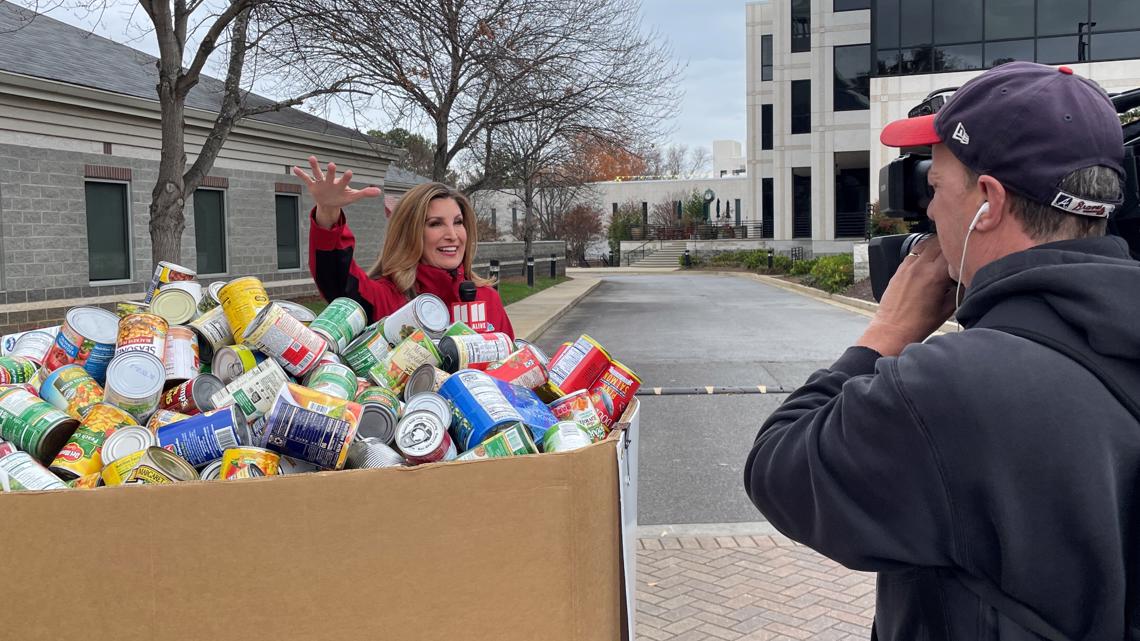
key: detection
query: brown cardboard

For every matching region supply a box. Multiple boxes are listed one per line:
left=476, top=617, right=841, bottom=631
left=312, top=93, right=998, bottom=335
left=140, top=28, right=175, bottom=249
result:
left=0, top=434, right=625, bottom=640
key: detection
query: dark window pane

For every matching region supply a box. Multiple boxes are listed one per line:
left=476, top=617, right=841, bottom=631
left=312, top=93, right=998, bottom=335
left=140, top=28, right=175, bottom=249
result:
left=1037, top=36, right=1080, bottom=64
left=934, top=0, right=981, bottom=43
left=875, top=0, right=900, bottom=49
left=899, top=0, right=932, bottom=47
left=491, top=208, right=497, bottom=229
left=85, top=182, right=130, bottom=281
left=1093, top=31, right=1140, bottom=61
left=734, top=198, right=742, bottom=226
left=986, top=0, right=1034, bottom=40
left=835, top=166, right=870, bottom=238
left=761, top=104, right=773, bottom=149
left=194, top=189, right=227, bottom=274
left=834, top=0, right=870, bottom=10
left=275, top=194, right=300, bottom=270
left=762, top=35, right=773, bottom=80
left=936, top=43, right=984, bottom=71
left=985, top=39, right=1035, bottom=67
left=792, top=0, right=811, bottom=53
left=792, top=168, right=812, bottom=239
left=1092, top=0, right=1140, bottom=31
left=1037, top=0, right=1088, bottom=36
left=901, top=46, right=934, bottom=73
left=761, top=178, right=774, bottom=239
left=834, top=44, right=871, bottom=111
left=791, top=80, right=811, bottom=134
left=876, top=48, right=901, bottom=74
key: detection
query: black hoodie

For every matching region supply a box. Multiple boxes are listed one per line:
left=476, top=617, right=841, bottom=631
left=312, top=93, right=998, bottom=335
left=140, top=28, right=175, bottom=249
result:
left=745, top=236, right=1140, bottom=640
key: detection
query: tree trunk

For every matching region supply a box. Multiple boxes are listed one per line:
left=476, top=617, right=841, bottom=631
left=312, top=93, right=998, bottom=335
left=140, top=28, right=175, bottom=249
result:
left=433, top=119, right=449, bottom=181
left=150, top=66, right=189, bottom=267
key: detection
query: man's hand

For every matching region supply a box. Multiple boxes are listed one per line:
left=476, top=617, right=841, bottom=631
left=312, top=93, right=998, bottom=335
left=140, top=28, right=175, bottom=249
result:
left=292, top=156, right=382, bottom=229
left=857, top=238, right=957, bottom=357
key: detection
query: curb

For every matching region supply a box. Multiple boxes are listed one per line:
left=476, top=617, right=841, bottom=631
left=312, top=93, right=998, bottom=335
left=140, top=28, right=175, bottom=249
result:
left=506, top=278, right=603, bottom=342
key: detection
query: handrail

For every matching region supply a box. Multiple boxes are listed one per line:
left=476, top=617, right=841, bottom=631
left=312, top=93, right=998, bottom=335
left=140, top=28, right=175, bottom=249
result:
left=623, top=239, right=656, bottom=266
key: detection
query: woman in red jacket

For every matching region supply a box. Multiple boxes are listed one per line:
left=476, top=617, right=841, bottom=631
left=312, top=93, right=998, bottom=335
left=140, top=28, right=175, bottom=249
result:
left=293, top=156, right=515, bottom=340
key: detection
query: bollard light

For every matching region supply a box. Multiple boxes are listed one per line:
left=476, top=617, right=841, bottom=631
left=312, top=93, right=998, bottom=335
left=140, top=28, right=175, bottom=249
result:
left=490, top=259, right=500, bottom=290
left=550, top=253, right=557, bottom=279
left=527, top=256, right=535, bottom=288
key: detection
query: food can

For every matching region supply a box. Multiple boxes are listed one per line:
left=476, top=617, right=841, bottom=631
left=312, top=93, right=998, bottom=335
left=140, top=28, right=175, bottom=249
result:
left=402, top=391, right=452, bottom=430
left=442, top=321, right=478, bottom=338
left=485, top=346, right=549, bottom=390
left=219, top=277, right=271, bottom=342
left=0, top=387, right=79, bottom=465
left=115, top=313, right=169, bottom=359
left=261, top=397, right=357, bottom=470
left=275, top=300, right=318, bottom=325
left=342, top=323, right=391, bottom=377
left=162, top=280, right=203, bottom=305
left=156, top=406, right=249, bottom=467
left=0, top=451, right=67, bottom=492
left=355, top=386, right=402, bottom=444
left=199, top=459, right=223, bottom=480
left=112, top=447, right=199, bottom=485
left=303, top=362, right=358, bottom=401
left=101, top=425, right=157, bottom=462
left=38, top=364, right=103, bottom=420
left=9, top=331, right=56, bottom=363
left=188, top=305, right=234, bottom=363
left=162, top=325, right=201, bottom=383
left=493, top=378, right=558, bottom=445
left=540, top=421, right=592, bottom=453
left=0, top=356, right=40, bottom=385
left=438, top=369, right=526, bottom=451
left=144, top=261, right=197, bottom=304
left=512, top=339, right=550, bottom=366
left=103, top=352, right=166, bottom=423
left=242, top=302, right=328, bottom=377
left=588, top=360, right=642, bottom=430
left=42, top=307, right=120, bottom=384
left=220, top=446, right=280, bottom=479
left=99, top=449, right=145, bottom=486
left=209, top=359, right=289, bottom=423
left=402, top=363, right=448, bottom=400
left=146, top=409, right=191, bottom=433
left=207, top=281, right=225, bottom=305
left=438, top=332, right=515, bottom=373
left=277, top=455, right=320, bottom=475
left=346, top=437, right=405, bottom=469
left=50, top=402, right=137, bottom=479
left=309, top=297, right=368, bottom=354
left=394, top=409, right=456, bottom=465
left=212, top=345, right=265, bottom=384
left=367, top=329, right=442, bottom=394
left=115, top=302, right=148, bottom=318
left=455, top=423, right=538, bottom=461
left=547, top=335, right=612, bottom=395
left=548, top=389, right=606, bottom=443
left=0, top=438, right=15, bottom=458
left=383, top=294, right=450, bottom=345
left=159, top=374, right=225, bottom=415
left=150, top=285, right=199, bottom=325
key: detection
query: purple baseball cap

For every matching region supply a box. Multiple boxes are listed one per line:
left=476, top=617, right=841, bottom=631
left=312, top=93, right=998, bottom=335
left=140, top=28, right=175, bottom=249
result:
left=881, top=61, right=1125, bottom=218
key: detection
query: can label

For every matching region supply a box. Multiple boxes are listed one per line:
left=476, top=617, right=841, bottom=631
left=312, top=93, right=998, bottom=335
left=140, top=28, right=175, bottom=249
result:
left=541, top=421, right=593, bottom=453
left=455, top=423, right=537, bottom=461
left=309, top=298, right=368, bottom=354
left=156, top=408, right=243, bottom=466
left=210, top=359, right=290, bottom=422
left=443, top=333, right=514, bottom=372
left=163, top=326, right=200, bottom=381
left=485, top=346, right=548, bottom=390
left=443, top=321, right=477, bottom=338
left=367, top=329, right=441, bottom=393
left=188, top=305, right=235, bottom=358
left=220, top=447, right=280, bottom=479
left=438, top=369, right=525, bottom=451
left=40, top=366, right=106, bottom=420
left=160, top=379, right=203, bottom=414
left=356, top=386, right=402, bottom=414
left=0, top=387, right=75, bottom=461
left=144, top=262, right=197, bottom=304
left=126, top=463, right=176, bottom=485
left=0, top=356, right=39, bottom=385
left=588, top=361, right=641, bottom=430
left=548, top=390, right=606, bottom=443
left=145, top=409, right=191, bottom=433
left=547, top=335, right=612, bottom=394
left=50, top=404, right=137, bottom=478
left=116, top=313, right=169, bottom=359
left=244, top=304, right=327, bottom=376
left=1, top=328, right=60, bottom=359
left=43, top=323, right=116, bottom=384
left=219, top=277, right=270, bottom=341
left=343, top=324, right=390, bottom=377
left=0, top=451, right=67, bottom=491
left=304, top=363, right=358, bottom=401
left=262, top=398, right=356, bottom=470
left=100, top=449, right=146, bottom=486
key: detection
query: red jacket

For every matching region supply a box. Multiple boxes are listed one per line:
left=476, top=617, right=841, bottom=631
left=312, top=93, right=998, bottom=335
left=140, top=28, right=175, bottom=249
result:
left=308, top=212, right=514, bottom=340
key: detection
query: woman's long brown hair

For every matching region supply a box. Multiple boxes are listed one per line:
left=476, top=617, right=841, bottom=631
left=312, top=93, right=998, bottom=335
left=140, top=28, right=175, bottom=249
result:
left=367, top=182, right=493, bottom=295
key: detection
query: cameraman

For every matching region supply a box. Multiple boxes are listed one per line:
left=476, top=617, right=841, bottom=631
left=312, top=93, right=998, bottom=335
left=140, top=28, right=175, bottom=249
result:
left=744, top=61, right=1138, bottom=640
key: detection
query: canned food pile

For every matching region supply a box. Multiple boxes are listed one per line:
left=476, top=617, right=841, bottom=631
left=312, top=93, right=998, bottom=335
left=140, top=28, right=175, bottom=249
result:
left=0, top=261, right=641, bottom=491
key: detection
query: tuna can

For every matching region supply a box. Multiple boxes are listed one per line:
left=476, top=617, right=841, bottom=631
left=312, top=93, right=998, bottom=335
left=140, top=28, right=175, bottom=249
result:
left=0, top=356, right=40, bottom=385
left=156, top=406, right=249, bottom=467
left=159, top=373, right=225, bottom=415
left=438, top=369, right=526, bottom=451
left=151, top=286, right=199, bottom=325
left=220, top=446, right=280, bottom=479
left=211, top=344, right=265, bottom=384
left=209, top=359, right=289, bottom=423
left=394, top=409, right=456, bottom=465
left=383, top=294, right=451, bottom=345
left=548, top=389, right=606, bottom=443
left=0, top=387, right=79, bottom=465
left=162, top=325, right=201, bottom=383
left=9, top=331, right=56, bottom=364
left=101, top=425, right=157, bottom=462
left=512, top=339, right=550, bottom=366
left=442, top=321, right=477, bottom=338
left=455, top=423, right=539, bottom=461
left=199, top=459, right=223, bottom=480
left=589, top=360, right=642, bottom=430
left=242, top=302, right=328, bottom=377
left=303, top=362, right=358, bottom=400
left=115, top=313, right=169, bottom=359
left=50, top=402, right=137, bottom=479
left=342, top=323, right=391, bottom=377
left=146, top=409, right=191, bottom=433
left=277, top=455, right=320, bottom=475
left=0, top=451, right=67, bottom=492
left=355, top=386, right=402, bottom=444
left=436, top=332, right=514, bottom=374
left=309, top=297, right=368, bottom=354
left=403, top=363, right=449, bottom=400
left=540, top=421, right=592, bottom=453
left=42, top=307, right=120, bottom=384
left=39, top=365, right=104, bottom=420
left=547, top=335, right=612, bottom=394
left=219, top=277, right=271, bottom=341
left=261, top=398, right=356, bottom=470
left=346, top=437, right=405, bottom=469
left=123, top=447, right=200, bottom=485
left=275, top=300, right=318, bottom=325
left=188, top=305, right=234, bottom=363
left=402, top=391, right=452, bottom=429
left=367, top=329, right=442, bottom=394
left=485, top=346, right=549, bottom=390
left=103, top=352, right=166, bottom=423
left=144, top=261, right=197, bottom=304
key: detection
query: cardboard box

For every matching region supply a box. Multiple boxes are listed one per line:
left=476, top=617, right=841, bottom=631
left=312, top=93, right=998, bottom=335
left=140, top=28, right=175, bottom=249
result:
left=0, top=398, right=641, bottom=641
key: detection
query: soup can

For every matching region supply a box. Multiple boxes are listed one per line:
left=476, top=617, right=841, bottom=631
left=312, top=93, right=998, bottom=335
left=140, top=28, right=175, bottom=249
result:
left=438, top=332, right=515, bottom=374
left=220, top=446, right=280, bottom=479
left=0, top=387, right=79, bottom=465
left=367, top=329, right=442, bottom=394
left=156, top=406, right=249, bottom=467
left=0, top=451, right=67, bottom=492
left=115, top=302, right=148, bottom=318
left=151, top=286, right=199, bottom=325
left=309, top=297, right=368, bottom=354
left=145, top=408, right=192, bottom=433
left=303, top=362, right=358, bottom=401
left=101, top=425, right=157, bottom=463
left=394, top=409, right=456, bottom=465
left=39, top=365, right=104, bottom=420
left=144, top=261, right=197, bottom=304
left=540, top=421, right=592, bottom=453
left=547, top=335, right=613, bottom=395
left=355, top=386, right=402, bottom=444
left=50, top=402, right=137, bottom=479
left=159, top=374, right=225, bottom=415
left=261, top=398, right=356, bottom=470
left=42, top=307, right=120, bottom=384
left=346, top=437, right=405, bottom=469
left=485, top=346, right=549, bottom=390
left=383, top=294, right=450, bottom=345
left=115, top=313, right=169, bottom=359
left=342, top=323, right=391, bottom=377
left=219, top=277, right=270, bottom=342
left=275, top=300, right=317, bottom=326
left=162, top=325, right=201, bottom=383
left=438, top=369, right=526, bottom=451
left=548, top=389, right=606, bottom=443
left=242, top=302, right=328, bottom=377
left=209, top=359, right=289, bottom=423
left=9, top=330, right=56, bottom=363
left=103, top=352, right=167, bottom=423
left=188, top=305, right=234, bottom=363
left=0, top=356, right=39, bottom=385
left=212, top=344, right=265, bottom=384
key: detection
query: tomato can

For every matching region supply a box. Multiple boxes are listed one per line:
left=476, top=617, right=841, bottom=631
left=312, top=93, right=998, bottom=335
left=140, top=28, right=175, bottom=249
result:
left=355, top=386, right=402, bottom=444
left=242, top=302, right=328, bottom=377
left=0, top=451, right=67, bottom=492
left=588, top=360, right=641, bottom=430
left=547, top=335, right=612, bottom=395
left=455, top=423, right=538, bottom=461
left=144, top=261, right=197, bottom=304
left=0, top=356, right=40, bottom=385
left=303, top=362, right=358, bottom=401
left=188, top=305, right=234, bottom=363
left=209, top=358, right=289, bottom=423
left=162, top=325, right=200, bottom=383
left=383, top=294, right=451, bottom=345
left=115, top=313, right=169, bottom=359
left=548, top=390, right=606, bottom=443
left=540, top=421, right=592, bottom=453
left=367, top=329, right=442, bottom=394
left=220, top=446, right=280, bottom=479
left=39, top=365, right=104, bottom=420
left=342, top=323, right=390, bottom=377
left=438, top=332, right=515, bottom=374
left=219, top=277, right=271, bottom=342
left=212, top=345, right=265, bottom=384
left=438, top=369, right=526, bottom=451
left=485, top=346, right=549, bottom=390
left=262, top=397, right=357, bottom=470
left=346, top=437, right=405, bottom=469
left=159, top=374, right=225, bottom=415
left=103, top=352, right=166, bottom=423
left=146, top=409, right=192, bottom=433
left=50, top=402, right=137, bottom=479
left=0, top=387, right=79, bottom=464
left=156, top=406, right=249, bottom=466
left=309, top=297, right=368, bottom=354
left=101, top=425, right=157, bottom=463
left=394, top=409, right=456, bottom=465
left=42, top=307, right=120, bottom=384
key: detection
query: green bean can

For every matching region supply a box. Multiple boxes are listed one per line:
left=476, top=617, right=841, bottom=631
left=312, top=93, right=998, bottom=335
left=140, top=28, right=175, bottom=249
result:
left=309, top=297, right=368, bottom=355
left=342, top=322, right=391, bottom=377
left=366, top=329, right=442, bottom=394
left=303, top=363, right=358, bottom=401
left=0, top=387, right=79, bottom=464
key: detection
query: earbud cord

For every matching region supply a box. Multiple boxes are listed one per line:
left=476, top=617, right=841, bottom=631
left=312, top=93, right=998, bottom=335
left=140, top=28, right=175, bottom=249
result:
left=955, top=228, right=971, bottom=332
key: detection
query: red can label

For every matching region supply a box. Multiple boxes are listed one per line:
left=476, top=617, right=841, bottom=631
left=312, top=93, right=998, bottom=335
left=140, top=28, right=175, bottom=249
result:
left=589, top=361, right=641, bottom=430
left=159, top=379, right=201, bottom=415
left=547, top=335, right=611, bottom=394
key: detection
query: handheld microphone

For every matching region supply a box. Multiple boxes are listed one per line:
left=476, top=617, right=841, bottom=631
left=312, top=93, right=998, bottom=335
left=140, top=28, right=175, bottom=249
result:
left=451, top=281, right=489, bottom=331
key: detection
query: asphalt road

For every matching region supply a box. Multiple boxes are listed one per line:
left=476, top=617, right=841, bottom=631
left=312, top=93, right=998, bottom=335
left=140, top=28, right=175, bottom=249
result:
left=534, top=273, right=872, bottom=526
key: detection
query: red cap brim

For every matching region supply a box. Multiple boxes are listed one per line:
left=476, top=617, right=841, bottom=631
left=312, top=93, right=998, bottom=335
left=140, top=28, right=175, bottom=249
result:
left=880, top=114, right=941, bottom=147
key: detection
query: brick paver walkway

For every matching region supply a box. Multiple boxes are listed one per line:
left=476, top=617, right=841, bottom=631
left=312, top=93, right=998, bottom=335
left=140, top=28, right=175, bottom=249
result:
left=636, top=532, right=876, bottom=641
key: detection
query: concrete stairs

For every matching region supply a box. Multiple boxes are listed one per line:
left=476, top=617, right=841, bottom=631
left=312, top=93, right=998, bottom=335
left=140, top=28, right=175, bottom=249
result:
left=627, top=241, right=688, bottom=268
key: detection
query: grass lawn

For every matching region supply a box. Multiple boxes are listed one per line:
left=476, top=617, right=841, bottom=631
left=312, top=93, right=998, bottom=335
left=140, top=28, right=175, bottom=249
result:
left=291, top=275, right=570, bottom=315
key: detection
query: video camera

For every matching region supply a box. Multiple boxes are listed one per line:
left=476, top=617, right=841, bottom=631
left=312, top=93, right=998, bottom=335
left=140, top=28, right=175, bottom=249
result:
left=868, top=87, right=1140, bottom=301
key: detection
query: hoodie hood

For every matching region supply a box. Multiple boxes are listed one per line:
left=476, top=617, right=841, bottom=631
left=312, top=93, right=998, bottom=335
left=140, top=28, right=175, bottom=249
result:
left=957, top=235, right=1140, bottom=360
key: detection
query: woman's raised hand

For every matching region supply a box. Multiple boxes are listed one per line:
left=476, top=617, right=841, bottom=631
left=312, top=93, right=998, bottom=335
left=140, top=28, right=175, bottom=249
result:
left=292, top=156, right=382, bottom=229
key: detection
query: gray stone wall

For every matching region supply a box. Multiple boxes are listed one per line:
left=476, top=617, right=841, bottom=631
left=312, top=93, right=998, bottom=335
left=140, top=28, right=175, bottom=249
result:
left=472, top=241, right=567, bottom=278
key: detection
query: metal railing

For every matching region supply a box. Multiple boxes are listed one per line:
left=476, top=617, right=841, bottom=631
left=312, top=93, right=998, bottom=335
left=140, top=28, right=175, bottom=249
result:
left=622, top=239, right=656, bottom=266
left=622, top=222, right=774, bottom=242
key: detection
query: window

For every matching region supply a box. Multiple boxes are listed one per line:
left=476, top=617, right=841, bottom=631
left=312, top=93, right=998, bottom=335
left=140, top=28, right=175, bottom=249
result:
left=275, top=194, right=300, bottom=270
left=1037, top=0, right=1087, bottom=37
left=791, top=80, right=811, bottom=135
left=936, top=43, right=984, bottom=71
left=876, top=48, right=901, bottom=74
left=85, top=182, right=131, bottom=281
left=985, top=39, right=1034, bottom=67
left=1093, top=0, right=1140, bottom=31
left=491, top=207, right=497, bottom=230
left=761, top=104, right=773, bottom=149
left=834, top=0, right=870, bottom=10
left=792, top=168, right=812, bottom=239
left=791, top=0, right=810, bottom=53
left=1037, top=36, right=1079, bottom=64
left=194, top=189, right=227, bottom=275
left=1094, top=32, right=1140, bottom=61
left=835, top=163, right=870, bottom=238
left=986, top=0, right=1034, bottom=40
left=933, top=0, right=981, bottom=44
left=611, top=203, right=617, bottom=215
left=834, top=44, right=871, bottom=111
left=761, top=35, right=773, bottom=81
left=875, top=0, right=900, bottom=49
left=512, top=207, right=518, bottom=228
left=734, top=198, right=742, bottom=227
left=901, top=46, right=935, bottom=73
left=899, top=0, right=932, bottom=47
left=761, top=178, right=774, bottom=239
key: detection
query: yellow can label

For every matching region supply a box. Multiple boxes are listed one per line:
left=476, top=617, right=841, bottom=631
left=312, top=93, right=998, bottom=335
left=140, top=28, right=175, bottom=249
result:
left=126, top=463, right=175, bottom=485
left=100, top=450, right=146, bottom=487
left=221, top=448, right=280, bottom=479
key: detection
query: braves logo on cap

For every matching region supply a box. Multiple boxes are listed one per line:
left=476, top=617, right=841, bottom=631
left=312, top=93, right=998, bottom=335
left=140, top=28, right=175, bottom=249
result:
left=1051, top=191, right=1115, bottom=218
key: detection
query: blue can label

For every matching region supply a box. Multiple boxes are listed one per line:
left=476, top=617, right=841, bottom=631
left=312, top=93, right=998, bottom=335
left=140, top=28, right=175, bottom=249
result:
left=156, top=408, right=242, bottom=466
left=262, top=399, right=354, bottom=470
left=438, top=369, right=524, bottom=451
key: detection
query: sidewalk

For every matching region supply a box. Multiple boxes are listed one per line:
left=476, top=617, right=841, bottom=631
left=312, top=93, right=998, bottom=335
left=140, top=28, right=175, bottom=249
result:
left=503, top=276, right=601, bottom=341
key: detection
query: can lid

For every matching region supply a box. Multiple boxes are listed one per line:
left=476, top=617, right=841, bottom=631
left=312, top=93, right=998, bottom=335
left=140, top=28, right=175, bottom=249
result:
left=151, top=288, right=198, bottom=324
left=66, top=307, right=120, bottom=344
left=403, top=391, right=452, bottom=427
left=189, top=374, right=226, bottom=411
left=413, top=294, right=450, bottom=335
left=211, top=346, right=246, bottom=384
left=158, top=261, right=196, bottom=276
left=102, top=425, right=156, bottom=462
left=207, top=281, right=225, bottom=303
left=394, top=409, right=446, bottom=455
left=199, top=459, right=223, bottom=480
left=106, top=352, right=166, bottom=398
left=147, top=446, right=200, bottom=481
left=275, top=300, right=317, bottom=324
left=358, top=405, right=397, bottom=443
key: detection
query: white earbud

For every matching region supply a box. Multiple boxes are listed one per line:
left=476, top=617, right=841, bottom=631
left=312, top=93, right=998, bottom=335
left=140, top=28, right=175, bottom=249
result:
left=956, top=201, right=990, bottom=327
left=968, top=201, right=990, bottom=231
